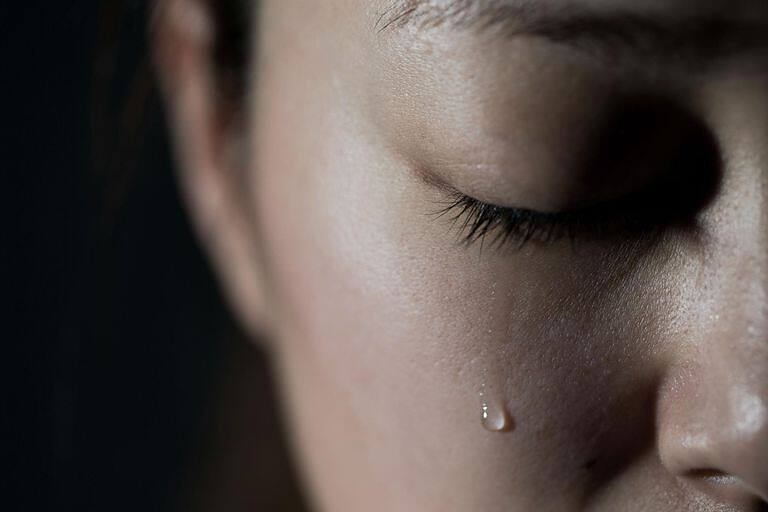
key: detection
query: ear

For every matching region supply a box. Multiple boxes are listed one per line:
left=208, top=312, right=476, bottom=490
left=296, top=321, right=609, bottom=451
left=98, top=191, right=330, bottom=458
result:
left=152, top=0, right=267, bottom=339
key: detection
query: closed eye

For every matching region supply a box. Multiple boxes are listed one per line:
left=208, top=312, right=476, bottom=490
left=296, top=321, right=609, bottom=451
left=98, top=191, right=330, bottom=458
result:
left=432, top=154, right=721, bottom=251
left=432, top=189, right=665, bottom=250
left=427, top=95, right=723, bottom=252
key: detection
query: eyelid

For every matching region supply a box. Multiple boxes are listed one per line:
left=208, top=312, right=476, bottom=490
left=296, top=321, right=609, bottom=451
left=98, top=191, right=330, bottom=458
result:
left=431, top=187, right=668, bottom=251
left=433, top=190, right=574, bottom=248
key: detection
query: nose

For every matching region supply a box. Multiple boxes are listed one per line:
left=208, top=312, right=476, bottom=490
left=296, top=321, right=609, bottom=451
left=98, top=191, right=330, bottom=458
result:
left=655, top=78, right=768, bottom=507
left=658, top=335, right=768, bottom=506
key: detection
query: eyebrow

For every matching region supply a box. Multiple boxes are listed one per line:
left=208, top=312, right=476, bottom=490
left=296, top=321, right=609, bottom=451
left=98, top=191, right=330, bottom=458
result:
left=376, top=0, right=768, bottom=66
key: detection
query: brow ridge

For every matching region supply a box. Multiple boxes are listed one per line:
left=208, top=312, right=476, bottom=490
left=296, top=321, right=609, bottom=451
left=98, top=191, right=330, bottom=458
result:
left=376, top=0, right=768, bottom=66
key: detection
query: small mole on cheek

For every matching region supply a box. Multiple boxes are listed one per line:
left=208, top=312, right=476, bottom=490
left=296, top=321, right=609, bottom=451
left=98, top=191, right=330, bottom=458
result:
left=582, top=458, right=599, bottom=471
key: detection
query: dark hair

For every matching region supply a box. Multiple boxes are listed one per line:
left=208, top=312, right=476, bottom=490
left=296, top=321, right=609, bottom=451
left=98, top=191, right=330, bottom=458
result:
left=93, top=0, right=254, bottom=216
left=208, top=0, right=252, bottom=103
left=209, top=0, right=258, bottom=105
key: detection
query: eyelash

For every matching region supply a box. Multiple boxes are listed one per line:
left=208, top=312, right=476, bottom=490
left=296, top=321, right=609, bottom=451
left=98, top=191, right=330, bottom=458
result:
left=434, top=190, right=662, bottom=250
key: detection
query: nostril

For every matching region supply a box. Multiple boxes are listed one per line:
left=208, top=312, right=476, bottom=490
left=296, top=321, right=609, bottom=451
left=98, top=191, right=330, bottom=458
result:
left=686, top=469, right=740, bottom=487
left=682, top=469, right=768, bottom=507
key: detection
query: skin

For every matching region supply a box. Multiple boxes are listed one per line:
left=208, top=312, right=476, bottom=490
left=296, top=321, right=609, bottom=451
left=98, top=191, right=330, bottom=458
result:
left=155, top=0, right=768, bottom=510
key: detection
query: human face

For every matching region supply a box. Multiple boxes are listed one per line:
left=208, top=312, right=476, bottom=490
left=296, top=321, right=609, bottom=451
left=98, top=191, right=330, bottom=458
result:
left=164, top=0, right=768, bottom=509
left=249, top=1, right=768, bottom=510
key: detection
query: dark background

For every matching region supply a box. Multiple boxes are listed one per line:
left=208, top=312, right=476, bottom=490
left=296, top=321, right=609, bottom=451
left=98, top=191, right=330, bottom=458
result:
left=6, top=2, right=306, bottom=510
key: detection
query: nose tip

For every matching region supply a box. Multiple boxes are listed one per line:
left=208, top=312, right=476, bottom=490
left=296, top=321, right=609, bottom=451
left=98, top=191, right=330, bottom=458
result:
left=660, top=377, right=768, bottom=506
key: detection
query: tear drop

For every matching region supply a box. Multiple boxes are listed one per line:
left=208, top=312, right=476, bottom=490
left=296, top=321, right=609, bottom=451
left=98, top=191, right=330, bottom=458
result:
left=481, top=398, right=512, bottom=432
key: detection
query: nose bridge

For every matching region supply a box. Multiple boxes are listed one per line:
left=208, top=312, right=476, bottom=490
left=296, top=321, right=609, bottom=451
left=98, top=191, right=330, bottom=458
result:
left=727, top=244, right=768, bottom=342
left=702, top=72, right=768, bottom=349
left=714, top=113, right=768, bottom=351
left=702, top=248, right=768, bottom=421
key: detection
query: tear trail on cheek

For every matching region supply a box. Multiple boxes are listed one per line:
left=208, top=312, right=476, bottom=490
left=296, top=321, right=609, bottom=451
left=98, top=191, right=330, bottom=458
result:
left=479, top=381, right=515, bottom=433
left=474, top=281, right=516, bottom=433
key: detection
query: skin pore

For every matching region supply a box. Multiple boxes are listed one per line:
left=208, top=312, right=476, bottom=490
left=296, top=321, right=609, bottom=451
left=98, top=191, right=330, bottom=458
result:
left=155, top=0, right=768, bottom=510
